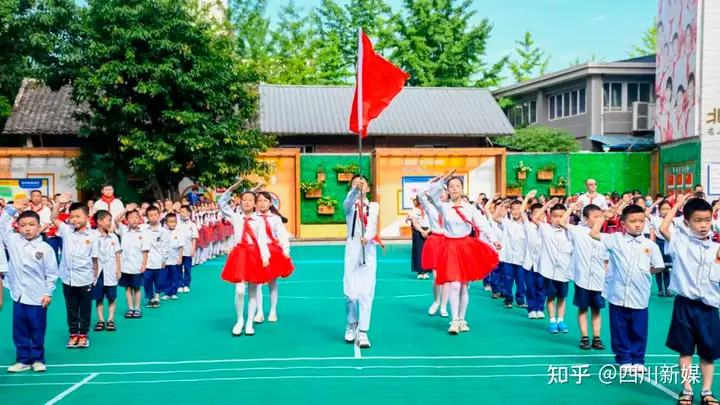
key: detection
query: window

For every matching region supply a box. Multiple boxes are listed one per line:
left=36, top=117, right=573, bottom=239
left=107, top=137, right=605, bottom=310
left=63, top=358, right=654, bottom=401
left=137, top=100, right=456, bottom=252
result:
left=503, top=100, right=536, bottom=127
left=548, top=88, right=586, bottom=120
left=281, top=145, right=315, bottom=153
left=603, top=82, right=622, bottom=110
left=628, top=82, right=653, bottom=106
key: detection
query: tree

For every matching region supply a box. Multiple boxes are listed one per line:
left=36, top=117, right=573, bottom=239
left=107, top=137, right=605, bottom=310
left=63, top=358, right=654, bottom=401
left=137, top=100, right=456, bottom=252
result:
left=493, top=127, right=580, bottom=152
left=266, top=1, right=321, bottom=85
left=48, top=0, right=274, bottom=199
left=568, top=53, right=604, bottom=66
left=384, top=0, right=505, bottom=87
left=628, top=18, right=657, bottom=57
left=508, top=31, right=549, bottom=82
left=231, top=0, right=273, bottom=82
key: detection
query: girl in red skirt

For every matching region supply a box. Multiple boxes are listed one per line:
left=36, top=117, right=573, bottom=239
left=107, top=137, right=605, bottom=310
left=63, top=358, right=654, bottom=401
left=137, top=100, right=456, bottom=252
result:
left=418, top=189, right=449, bottom=318
left=218, top=179, right=270, bottom=337
left=252, top=191, right=294, bottom=324
left=426, top=170, right=502, bottom=334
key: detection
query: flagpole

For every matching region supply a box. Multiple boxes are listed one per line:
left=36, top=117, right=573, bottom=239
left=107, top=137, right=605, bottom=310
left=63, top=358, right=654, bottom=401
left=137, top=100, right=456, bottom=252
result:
left=356, top=27, right=366, bottom=265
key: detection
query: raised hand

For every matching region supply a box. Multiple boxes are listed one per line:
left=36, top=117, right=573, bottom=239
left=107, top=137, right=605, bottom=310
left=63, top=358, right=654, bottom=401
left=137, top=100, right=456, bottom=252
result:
left=12, top=197, right=29, bottom=210
left=525, top=190, right=538, bottom=199
left=58, top=193, right=72, bottom=204
left=126, top=203, right=138, bottom=212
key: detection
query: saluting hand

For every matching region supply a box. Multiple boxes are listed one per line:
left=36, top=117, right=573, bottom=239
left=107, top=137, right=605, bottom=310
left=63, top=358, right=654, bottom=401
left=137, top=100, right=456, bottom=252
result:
left=12, top=197, right=29, bottom=210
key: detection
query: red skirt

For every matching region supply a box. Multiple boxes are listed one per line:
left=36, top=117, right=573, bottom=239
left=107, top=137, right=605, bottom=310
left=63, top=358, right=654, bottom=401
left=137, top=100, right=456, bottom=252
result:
left=267, top=243, right=295, bottom=279
left=221, top=243, right=272, bottom=284
left=223, top=222, right=234, bottom=238
left=198, top=226, right=208, bottom=248
left=421, top=233, right=445, bottom=270
left=434, top=236, right=499, bottom=285
left=213, top=225, right=223, bottom=242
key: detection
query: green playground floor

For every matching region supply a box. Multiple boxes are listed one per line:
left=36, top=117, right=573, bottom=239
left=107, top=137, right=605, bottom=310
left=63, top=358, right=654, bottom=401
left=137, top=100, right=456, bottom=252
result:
left=0, top=243, right=700, bottom=404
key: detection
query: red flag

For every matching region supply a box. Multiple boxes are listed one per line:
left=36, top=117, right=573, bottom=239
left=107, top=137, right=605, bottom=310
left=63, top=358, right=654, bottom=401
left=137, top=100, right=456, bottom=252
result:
left=349, top=31, right=409, bottom=137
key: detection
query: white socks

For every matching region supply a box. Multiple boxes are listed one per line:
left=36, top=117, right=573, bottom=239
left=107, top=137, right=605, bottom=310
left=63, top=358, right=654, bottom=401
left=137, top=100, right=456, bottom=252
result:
left=246, top=283, right=257, bottom=325
left=234, top=283, right=246, bottom=323
left=448, top=282, right=461, bottom=320
left=458, top=284, right=469, bottom=319
left=269, top=279, right=278, bottom=314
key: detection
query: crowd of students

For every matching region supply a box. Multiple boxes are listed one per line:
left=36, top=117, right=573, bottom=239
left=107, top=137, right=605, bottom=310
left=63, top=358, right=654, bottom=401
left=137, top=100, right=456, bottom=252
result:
left=407, top=175, right=720, bottom=405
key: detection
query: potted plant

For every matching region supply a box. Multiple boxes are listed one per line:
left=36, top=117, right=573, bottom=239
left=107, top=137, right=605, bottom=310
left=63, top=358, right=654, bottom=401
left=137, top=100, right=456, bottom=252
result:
left=514, top=161, right=532, bottom=181
left=300, top=181, right=325, bottom=198
left=549, top=177, right=567, bottom=196
left=316, top=166, right=326, bottom=182
left=317, top=196, right=338, bottom=215
left=334, top=163, right=360, bottom=182
left=506, top=182, right=523, bottom=197
left=537, top=164, right=556, bottom=181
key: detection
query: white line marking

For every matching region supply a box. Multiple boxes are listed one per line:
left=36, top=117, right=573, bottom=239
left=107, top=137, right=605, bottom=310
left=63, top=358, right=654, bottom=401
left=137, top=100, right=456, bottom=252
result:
left=644, top=375, right=679, bottom=400
left=44, top=373, right=98, bottom=405
left=278, top=294, right=430, bottom=300
left=45, top=353, right=681, bottom=368
left=354, top=342, right=362, bottom=359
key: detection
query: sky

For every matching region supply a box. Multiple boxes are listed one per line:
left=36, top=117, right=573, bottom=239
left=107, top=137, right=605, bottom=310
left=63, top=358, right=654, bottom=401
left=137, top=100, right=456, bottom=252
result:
left=268, top=0, right=657, bottom=74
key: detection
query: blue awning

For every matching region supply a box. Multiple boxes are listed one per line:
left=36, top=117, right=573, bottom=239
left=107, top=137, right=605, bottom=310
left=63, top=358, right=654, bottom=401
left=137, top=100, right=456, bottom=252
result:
left=589, top=135, right=656, bottom=150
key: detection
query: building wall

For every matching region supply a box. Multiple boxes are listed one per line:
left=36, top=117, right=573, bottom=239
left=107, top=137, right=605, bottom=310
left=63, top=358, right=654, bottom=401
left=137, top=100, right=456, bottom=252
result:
left=506, top=153, right=569, bottom=196
left=659, top=140, right=701, bottom=194
left=278, top=135, right=487, bottom=154
left=700, top=0, right=720, bottom=199
left=0, top=149, right=80, bottom=200
left=568, top=152, right=651, bottom=195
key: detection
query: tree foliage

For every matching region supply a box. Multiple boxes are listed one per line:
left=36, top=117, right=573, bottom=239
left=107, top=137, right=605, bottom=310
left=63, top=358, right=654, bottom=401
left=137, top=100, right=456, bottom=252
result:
left=628, top=18, right=657, bottom=58
left=569, top=53, right=604, bottom=67
left=493, top=127, right=580, bottom=152
left=508, top=31, right=549, bottom=82
left=48, top=0, right=274, bottom=199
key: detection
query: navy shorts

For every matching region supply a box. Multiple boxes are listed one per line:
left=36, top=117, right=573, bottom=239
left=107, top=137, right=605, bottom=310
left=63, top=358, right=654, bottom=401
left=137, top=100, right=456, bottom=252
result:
left=573, top=285, right=606, bottom=310
left=92, top=275, right=118, bottom=301
left=666, top=295, right=720, bottom=360
left=543, top=278, right=568, bottom=299
left=118, top=273, right=143, bottom=289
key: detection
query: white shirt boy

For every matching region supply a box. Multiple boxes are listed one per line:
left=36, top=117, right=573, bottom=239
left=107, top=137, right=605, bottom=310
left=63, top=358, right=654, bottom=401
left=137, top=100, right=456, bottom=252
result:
left=92, top=232, right=122, bottom=286
left=537, top=223, right=572, bottom=282
left=567, top=224, right=609, bottom=292
left=667, top=225, right=720, bottom=308
left=116, top=225, right=146, bottom=274
left=142, top=224, right=170, bottom=270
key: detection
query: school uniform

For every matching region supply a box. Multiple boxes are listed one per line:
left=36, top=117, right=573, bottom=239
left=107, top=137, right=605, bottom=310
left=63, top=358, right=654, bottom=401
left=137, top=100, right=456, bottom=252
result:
left=537, top=223, right=572, bottom=299
left=418, top=193, right=444, bottom=272
left=488, top=219, right=505, bottom=295
left=600, top=232, right=664, bottom=366
left=409, top=205, right=431, bottom=275
left=343, top=187, right=381, bottom=337
left=0, top=206, right=58, bottom=366
left=142, top=224, right=170, bottom=301
left=257, top=212, right=294, bottom=279
left=116, top=225, right=146, bottom=290
left=499, top=218, right=527, bottom=306
left=650, top=216, right=680, bottom=295
left=163, top=227, right=185, bottom=297
left=665, top=225, right=720, bottom=360
left=27, top=204, right=57, bottom=259
left=91, top=232, right=122, bottom=302
left=178, top=217, right=199, bottom=290
left=94, top=197, right=125, bottom=220
left=523, top=221, right=545, bottom=315
left=56, top=221, right=99, bottom=340
left=567, top=224, right=608, bottom=310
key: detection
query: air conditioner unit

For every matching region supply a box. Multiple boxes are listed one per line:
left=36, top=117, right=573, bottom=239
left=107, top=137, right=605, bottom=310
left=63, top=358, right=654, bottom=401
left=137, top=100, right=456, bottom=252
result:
left=632, top=102, right=655, bottom=132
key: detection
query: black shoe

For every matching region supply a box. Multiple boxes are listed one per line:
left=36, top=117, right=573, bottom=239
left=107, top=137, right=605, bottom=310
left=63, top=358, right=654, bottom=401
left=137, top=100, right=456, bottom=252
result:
left=580, top=336, right=591, bottom=350
left=492, top=293, right=500, bottom=299
left=517, top=302, right=528, bottom=309
left=665, top=291, right=675, bottom=297
left=504, top=302, right=513, bottom=309
left=658, top=290, right=666, bottom=297
left=592, top=336, right=605, bottom=350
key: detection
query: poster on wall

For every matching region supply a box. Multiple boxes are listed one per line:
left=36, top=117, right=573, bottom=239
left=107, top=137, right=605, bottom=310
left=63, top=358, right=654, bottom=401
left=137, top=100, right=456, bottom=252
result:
left=401, top=176, right=433, bottom=211
left=665, top=164, right=694, bottom=195
left=0, top=178, right=50, bottom=201
left=708, top=164, right=720, bottom=197
left=655, top=0, right=698, bottom=143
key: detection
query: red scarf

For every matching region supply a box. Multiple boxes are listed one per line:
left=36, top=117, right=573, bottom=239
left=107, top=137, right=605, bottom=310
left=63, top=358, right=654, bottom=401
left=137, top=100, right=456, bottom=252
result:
left=30, top=203, right=44, bottom=213
left=438, top=214, right=443, bottom=227
left=355, top=202, right=385, bottom=250
left=101, top=195, right=115, bottom=205
left=260, top=214, right=280, bottom=245
left=239, top=216, right=258, bottom=246
left=452, top=206, right=480, bottom=239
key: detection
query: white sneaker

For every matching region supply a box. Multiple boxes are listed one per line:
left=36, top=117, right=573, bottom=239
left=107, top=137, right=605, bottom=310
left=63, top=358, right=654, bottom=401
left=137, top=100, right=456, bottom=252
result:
left=268, top=313, right=277, bottom=322
left=253, top=314, right=265, bottom=324
left=484, top=285, right=492, bottom=291
left=161, top=295, right=169, bottom=301
left=417, top=273, right=423, bottom=280
left=528, top=311, right=537, bottom=319
left=428, top=302, right=440, bottom=316
left=633, top=364, right=647, bottom=374
left=458, top=320, right=470, bottom=332
left=423, top=273, right=430, bottom=279
left=232, top=320, right=243, bottom=337
left=184, top=287, right=190, bottom=293
left=448, top=321, right=460, bottom=335
left=357, top=331, right=371, bottom=348
left=344, top=324, right=357, bottom=343
left=535, top=311, right=545, bottom=319
left=619, top=364, right=634, bottom=374
left=245, top=322, right=255, bottom=336
left=171, top=295, right=178, bottom=300
left=32, top=362, right=46, bottom=372
left=7, top=363, right=30, bottom=373
left=440, top=308, right=449, bottom=317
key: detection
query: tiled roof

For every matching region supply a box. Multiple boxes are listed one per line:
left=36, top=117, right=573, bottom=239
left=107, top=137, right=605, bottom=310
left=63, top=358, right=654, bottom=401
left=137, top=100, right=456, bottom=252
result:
left=259, top=84, right=514, bottom=137
left=3, top=79, right=86, bottom=135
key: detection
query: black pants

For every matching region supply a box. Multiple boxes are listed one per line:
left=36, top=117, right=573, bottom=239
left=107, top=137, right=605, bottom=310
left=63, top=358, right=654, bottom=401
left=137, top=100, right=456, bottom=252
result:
left=63, top=284, right=93, bottom=335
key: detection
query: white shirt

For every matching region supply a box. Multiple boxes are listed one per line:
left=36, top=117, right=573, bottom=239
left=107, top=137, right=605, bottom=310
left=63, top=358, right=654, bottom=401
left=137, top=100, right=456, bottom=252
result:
left=410, top=206, right=430, bottom=229
left=667, top=225, right=720, bottom=308
left=650, top=216, right=681, bottom=241
left=92, top=232, right=122, bottom=286
left=567, top=224, right=608, bottom=292
left=537, top=223, right=572, bottom=282
left=578, top=193, right=609, bottom=210
left=167, top=227, right=185, bottom=264
left=256, top=213, right=291, bottom=255
left=426, top=182, right=497, bottom=242
left=342, top=188, right=380, bottom=244
left=178, top=218, right=199, bottom=257
left=600, top=233, right=665, bottom=309
left=499, top=218, right=526, bottom=266
left=218, top=192, right=270, bottom=262
left=522, top=221, right=542, bottom=272
left=94, top=197, right=125, bottom=219
left=142, top=224, right=170, bottom=269
left=57, top=222, right=98, bottom=286
left=0, top=237, right=7, bottom=274
left=116, top=225, right=146, bottom=274
left=418, top=195, right=442, bottom=233
left=0, top=206, right=58, bottom=305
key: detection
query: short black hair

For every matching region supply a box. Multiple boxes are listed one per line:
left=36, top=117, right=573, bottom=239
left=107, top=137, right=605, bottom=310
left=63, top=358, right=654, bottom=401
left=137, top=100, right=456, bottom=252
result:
left=101, top=183, right=113, bottom=189
left=620, top=204, right=645, bottom=221
left=17, top=210, right=40, bottom=224
left=180, top=204, right=191, bottom=212
left=69, top=202, right=89, bottom=215
left=683, top=198, right=712, bottom=221
left=549, top=203, right=566, bottom=214
left=582, top=204, right=602, bottom=218
left=126, top=209, right=141, bottom=218
left=529, top=203, right=544, bottom=211
left=146, top=206, right=160, bottom=214
left=510, top=200, right=522, bottom=207
left=94, top=209, right=111, bottom=223
left=165, top=212, right=177, bottom=221
left=447, top=176, right=464, bottom=188
left=30, top=190, right=42, bottom=196
left=350, top=174, right=367, bottom=183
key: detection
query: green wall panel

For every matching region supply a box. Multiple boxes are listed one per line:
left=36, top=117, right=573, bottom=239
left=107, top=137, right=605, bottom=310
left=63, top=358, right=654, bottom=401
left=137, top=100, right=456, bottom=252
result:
left=505, top=153, right=569, bottom=196
left=659, top=141, right=701, bottom=194
left=568, top=153, right=651, bottom=195
left=299, top=154, right=372, bottom=224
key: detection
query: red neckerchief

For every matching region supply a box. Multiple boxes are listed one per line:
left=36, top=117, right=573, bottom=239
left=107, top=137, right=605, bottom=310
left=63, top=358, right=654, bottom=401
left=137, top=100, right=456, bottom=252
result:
left=239, top=216, right=258, bottom=246
left=30, top=203, right=44, bottom=213
left=452, top=205, right=480, bottom=239
left=355, top=201, right=385, bottom=250
left=260, top=214, right=280, bottom=244
left=101, top=195, right=115, bottom=205
left=438, top=214, right=444, bottom=227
